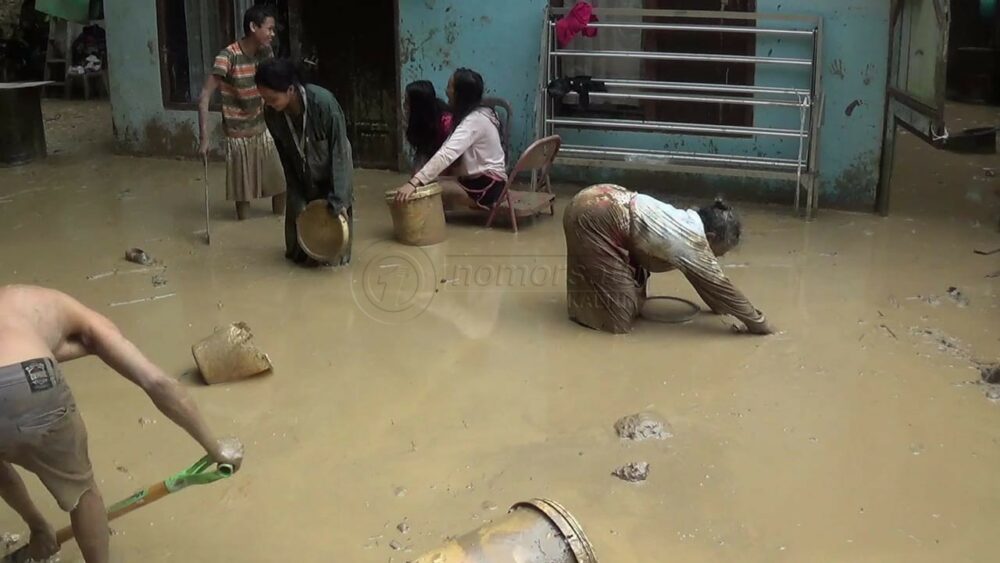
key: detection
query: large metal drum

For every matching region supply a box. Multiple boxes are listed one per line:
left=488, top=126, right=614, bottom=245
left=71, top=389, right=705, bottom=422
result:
left=0, top=82, right=50, bottom=167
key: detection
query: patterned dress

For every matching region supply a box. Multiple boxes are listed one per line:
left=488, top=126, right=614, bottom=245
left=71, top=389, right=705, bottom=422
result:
left=212, top=41, right=286, bottom=202
left=563, top=184, right=767, bottom=334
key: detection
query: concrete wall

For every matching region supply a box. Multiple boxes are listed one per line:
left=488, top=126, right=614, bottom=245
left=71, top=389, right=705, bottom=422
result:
left=108, top=0, right=890, bottom=209
left=799, top=0, right=891, bottom=209
left=397, top=0, right=550, bottom=165
left=105, top=0, right=223, bottom=157
left=400, top=1, right=890, bottom=210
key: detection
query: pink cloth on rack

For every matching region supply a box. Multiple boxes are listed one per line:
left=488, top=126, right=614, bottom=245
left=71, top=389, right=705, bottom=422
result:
left=556, top=1, right=599, bottom=48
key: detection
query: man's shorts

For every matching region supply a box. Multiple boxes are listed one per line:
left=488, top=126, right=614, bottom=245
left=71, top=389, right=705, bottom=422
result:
left=0, top=357, right=93, bottom=511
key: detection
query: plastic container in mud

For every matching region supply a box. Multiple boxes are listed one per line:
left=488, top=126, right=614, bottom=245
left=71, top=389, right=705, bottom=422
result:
left=191, top=322, right=272, bottom=385
left=296, top=200, right=351, bottom=262
left=385, top=183, right=447, bottom=246
left=409, top=498, right=597, bottom=563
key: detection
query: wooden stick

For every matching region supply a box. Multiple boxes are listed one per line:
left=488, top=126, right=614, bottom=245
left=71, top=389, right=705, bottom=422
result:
left=203, top=155, right=212, bottom=245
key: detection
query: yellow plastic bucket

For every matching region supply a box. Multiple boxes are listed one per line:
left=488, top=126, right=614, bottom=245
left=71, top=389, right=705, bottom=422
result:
left=409, top=498, right=598, bottom=563
left=385, top=183, right=447, bottom=246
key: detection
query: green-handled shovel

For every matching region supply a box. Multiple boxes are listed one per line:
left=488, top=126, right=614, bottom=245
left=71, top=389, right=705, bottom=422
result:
left=2, top=456, right=234, bottom=562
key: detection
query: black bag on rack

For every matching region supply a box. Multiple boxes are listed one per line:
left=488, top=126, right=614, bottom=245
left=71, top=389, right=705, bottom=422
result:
left=547, top=76, right=607, bottom=109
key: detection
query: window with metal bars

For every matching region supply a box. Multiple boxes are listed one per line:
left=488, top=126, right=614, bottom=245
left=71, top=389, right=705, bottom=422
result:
left=550, top=0, right=757, bottom=127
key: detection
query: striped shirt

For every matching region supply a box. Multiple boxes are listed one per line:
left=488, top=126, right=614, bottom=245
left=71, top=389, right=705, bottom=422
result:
left=212, top=42, right=273, bottom=136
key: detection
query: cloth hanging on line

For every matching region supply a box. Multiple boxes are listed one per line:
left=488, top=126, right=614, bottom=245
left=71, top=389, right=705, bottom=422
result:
left=555, top=1, right=599, bottom=48
left=35, top=0, right=92, bottom=23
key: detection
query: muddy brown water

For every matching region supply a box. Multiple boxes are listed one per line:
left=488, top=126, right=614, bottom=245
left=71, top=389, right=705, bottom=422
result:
left=0, top=100, right=997, bottom=561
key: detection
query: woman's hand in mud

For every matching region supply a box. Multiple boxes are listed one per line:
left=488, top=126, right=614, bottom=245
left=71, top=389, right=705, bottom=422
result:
left=212, top=437, right=245, bottom=472
left=746, top=319, right=775, bottom=335
left=394, top=183, right=417, bottom=202
left=27, top=522, right=58, bottom=560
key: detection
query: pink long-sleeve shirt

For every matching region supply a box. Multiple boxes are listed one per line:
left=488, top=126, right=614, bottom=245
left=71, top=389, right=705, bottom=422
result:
left=413, top=108, right=507, bottom=185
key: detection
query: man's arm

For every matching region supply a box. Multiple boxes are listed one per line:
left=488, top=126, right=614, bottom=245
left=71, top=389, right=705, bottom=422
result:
left=52, top=335, right=88, bottom=362
left=198, top=74, right=223, bottom=157
left=57, top=293, right=242, bottom=467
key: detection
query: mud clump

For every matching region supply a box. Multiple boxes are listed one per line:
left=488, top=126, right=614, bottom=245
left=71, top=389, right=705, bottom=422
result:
left=191, top=322, right=272, bottom=385
left=125, top=248, right=153, bottom=266
left=614, top=412, right=672, bottom=442
left=946, top=287, right=970, bottom=308
left=910, top=327, right=969, bottom=359
left=980, top=364, right=1000, bottom=384
left=2, top=533, right=21, bottom=549
left=613, top=462, right=650, bottom=483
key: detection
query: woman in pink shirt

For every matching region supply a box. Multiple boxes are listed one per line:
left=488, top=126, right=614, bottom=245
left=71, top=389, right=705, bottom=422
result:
left=395, top=69, right=506, bottom=210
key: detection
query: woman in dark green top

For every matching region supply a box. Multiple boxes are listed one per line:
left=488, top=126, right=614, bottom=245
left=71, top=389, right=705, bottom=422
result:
left=255, top=59, right=354, bottom=266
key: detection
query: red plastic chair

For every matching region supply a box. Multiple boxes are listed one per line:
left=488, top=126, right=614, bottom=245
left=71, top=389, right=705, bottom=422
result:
left=485, top=135, right=561, bottom=233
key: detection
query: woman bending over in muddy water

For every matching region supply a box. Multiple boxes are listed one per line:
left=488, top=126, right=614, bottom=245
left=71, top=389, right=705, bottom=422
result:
left=394, top=68, right=506, bottom=210
left=563, top=184, right=774, bottom=335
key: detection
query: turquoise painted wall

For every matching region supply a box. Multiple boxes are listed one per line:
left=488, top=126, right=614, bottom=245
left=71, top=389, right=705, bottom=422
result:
left=398, top=0, right=550, bottom=168
left=106, top=0, right=222, bottom=156
left=107, top=0, right=890, bottom=209
left=399, top=0, right=890, bottom=210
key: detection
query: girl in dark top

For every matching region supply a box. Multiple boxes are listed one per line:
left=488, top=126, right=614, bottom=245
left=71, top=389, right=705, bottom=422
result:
left=404, top=80, right=454, bottom=172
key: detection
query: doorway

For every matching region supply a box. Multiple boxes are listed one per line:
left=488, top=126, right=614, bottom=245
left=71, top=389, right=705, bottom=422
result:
left=299, top=0, right=400, bottom=169
left=877, top=0, right=951, bottom=215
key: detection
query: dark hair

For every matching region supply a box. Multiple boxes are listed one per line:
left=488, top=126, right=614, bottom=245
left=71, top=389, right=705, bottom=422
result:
left=451, top=68, right=485, bottom=125
left=255, top=58, right=300, bottom=92
left=697, top=198, right=742, bottom=251
left=450, top=68, right=505, bottom=160
left=405, top=81, right=449, bottom=158
left=243, top=5, right=275, bottom=36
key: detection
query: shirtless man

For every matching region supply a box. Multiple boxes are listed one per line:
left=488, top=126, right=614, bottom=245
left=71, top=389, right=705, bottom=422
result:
left=0, top=285, right=243, bottom=562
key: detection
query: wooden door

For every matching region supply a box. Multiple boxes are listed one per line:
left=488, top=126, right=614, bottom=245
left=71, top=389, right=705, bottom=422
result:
left=301, top=0, right=400, bottom=169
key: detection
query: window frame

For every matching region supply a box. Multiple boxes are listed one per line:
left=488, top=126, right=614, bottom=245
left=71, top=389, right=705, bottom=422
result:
left=549, top=0, right=759, bottom=131
left=155, top=0, right=235, bottom=111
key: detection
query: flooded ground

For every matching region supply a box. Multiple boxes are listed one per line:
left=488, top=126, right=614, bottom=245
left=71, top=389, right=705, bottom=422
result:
left=0, top=99, right=998, bottom=562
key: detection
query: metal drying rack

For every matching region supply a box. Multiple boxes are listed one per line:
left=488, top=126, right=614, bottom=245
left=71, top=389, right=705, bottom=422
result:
left=537, top=7, right=824, bottom=218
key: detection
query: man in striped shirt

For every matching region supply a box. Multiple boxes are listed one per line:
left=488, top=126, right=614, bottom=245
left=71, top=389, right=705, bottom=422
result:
left=198, top=5, right=286, bottom=221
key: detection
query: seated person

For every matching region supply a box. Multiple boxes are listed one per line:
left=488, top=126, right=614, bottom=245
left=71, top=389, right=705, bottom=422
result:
left=404, top=80, right=454, bottom=172
left=563, top=184, right=774, bottom=335
left=395, top=68, right=506, bottom=210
